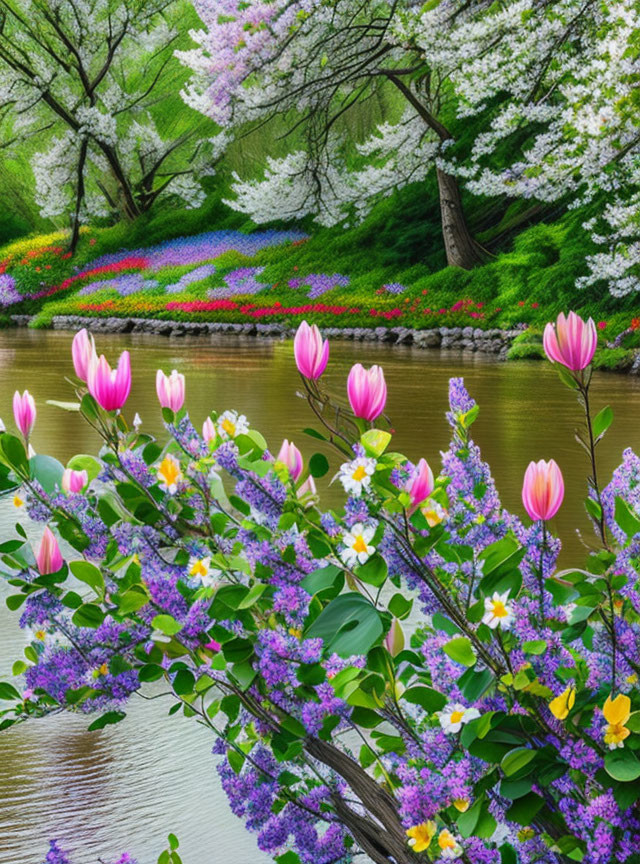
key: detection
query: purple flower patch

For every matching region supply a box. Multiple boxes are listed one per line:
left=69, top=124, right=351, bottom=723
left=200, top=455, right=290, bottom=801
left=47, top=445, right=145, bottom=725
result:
left=288, top=273, right=350, bottom=299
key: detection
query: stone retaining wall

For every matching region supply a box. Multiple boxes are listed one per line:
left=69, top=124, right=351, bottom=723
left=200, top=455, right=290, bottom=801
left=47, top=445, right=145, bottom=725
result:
left=10, top=315, right=522, bottom=357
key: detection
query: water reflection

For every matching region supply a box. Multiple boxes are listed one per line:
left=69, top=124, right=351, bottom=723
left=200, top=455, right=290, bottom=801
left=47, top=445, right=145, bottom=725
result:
left=0, top=328, right=639, bottom=863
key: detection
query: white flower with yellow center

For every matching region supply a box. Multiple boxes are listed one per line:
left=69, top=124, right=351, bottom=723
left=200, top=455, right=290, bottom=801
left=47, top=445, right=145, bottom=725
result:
left=188, top=555, right=221, bottom=588
left=482, top=590, right=514, bottom=630
left=338, top=457, right=376, bottom=496
left=157, top=454, right=183, bottom=494
left=421, top=498, right=447, bottom=527
left=438, top=703, right=480, bottom=734
left=217, top=410, right=249, bottom=441
left=438, top=829, right=462, bottom=860
left=340, top=522, right=376, bottom=567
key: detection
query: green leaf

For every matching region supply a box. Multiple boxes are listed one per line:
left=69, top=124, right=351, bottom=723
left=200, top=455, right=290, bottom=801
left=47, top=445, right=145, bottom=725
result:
left=30, top=454, right=64, bottom=494
left=237, top=583, right=267, bottom=609
left=388, top=593, right=412, bottom=619
left=301, top=565, right=342, bottom=597
left=604, top=749, right=640, bottom=782
left=72, top=604, right=105, bottom=628
left=46, top=400, right=81, bottom=412
left=70, top=560, right=105, bottom=595
left=522, top=640, right=547, bottom=655
left=117, top=586, right=150, bottom=615
left=506, top=792, right=544, bottom=825
left=614, top=497, right=640, bottom=539
left=309, top=453, right=329, bottom=478
left=360, top=429, right=391, bottom=457
left=592, top=405, right=613, bottom=440
left=0, top=434, right=28, bottom=474
left=152, top=614, right=183, bottom=636
left=87, top=711, right=126, bottom=731
left=355, top=554, right=388, bottom=587
left=306, top=593, right=383, bottom=658
left=402, top=686, right=446, bottom=713
left=0, top=681, right=20, bottom=700
left=443, top=636, right=476, bottom=667
left=501, top=747, right=536, bottom=777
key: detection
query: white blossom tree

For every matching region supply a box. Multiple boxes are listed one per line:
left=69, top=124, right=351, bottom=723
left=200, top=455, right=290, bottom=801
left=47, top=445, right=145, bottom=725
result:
left=180, top=0, right=639, bottom=286
left=0, top=0, right=222, bottom=251
left=412, top=0, right=640, bottom=294
left=178, top=0, right=490, bottom=269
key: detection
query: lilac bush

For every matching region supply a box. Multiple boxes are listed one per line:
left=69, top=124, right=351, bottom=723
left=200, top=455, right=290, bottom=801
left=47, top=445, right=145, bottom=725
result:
left=1, top=315, right=639, bottom=864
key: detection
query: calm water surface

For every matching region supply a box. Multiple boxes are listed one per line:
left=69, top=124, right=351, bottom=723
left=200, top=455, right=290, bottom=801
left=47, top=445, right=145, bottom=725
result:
left=1, top=329, right=640, bottom=863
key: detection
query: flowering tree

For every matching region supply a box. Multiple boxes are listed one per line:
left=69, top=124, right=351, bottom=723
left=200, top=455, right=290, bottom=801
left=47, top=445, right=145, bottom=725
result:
left=418, top=0, right=640, bottom=295
left=0, top=0, right=220, bottom=250
left=2, top=317, right=640, bottom=862
left=178, top=0, right=489, bottom=269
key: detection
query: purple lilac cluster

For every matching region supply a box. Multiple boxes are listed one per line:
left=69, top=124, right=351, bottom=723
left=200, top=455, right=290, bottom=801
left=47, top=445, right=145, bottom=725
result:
left=77, top=274, right=159, bottom=297
left=0, top=273, right=21, bottom=306
left=216, top=748, right=351, bottom=864
left=208, top=266, right=268, bottom=299
left=381, top=282, right=406, bottom=294
left=84, top=230, right=306, bottom=271
left=288, top=273, right=349, bottom=299
left=165, top=263, right=216, bottom=293
left=41, top=841, right=137, bottom=864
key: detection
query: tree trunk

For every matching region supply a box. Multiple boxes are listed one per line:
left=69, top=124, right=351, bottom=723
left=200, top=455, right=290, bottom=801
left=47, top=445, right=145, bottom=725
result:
left=305, top=736, right=420, bottom=864
left=69, top=138, right=88, bottom=255
left=436, top=166, right=486, bottom=269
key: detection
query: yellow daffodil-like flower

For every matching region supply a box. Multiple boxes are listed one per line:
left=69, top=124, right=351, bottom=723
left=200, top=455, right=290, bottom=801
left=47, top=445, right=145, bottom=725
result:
left=438, top=829, right=462, bottom=859
left=421, top=499, right=447, bottom=528
left=34, top=629, right=46, bottom=641
left=549, top=685, right=576, bottom=720
left=189, top=556, right=210, bottom=579
left=406, top=821, right=436, bottom=852
left=603, top=693, right=632, bottom=749
left=157, top=454, right=182, bottom=494
left=13, top=494, right=23, bottom=508
left=452, top=798, right=470, bottom=813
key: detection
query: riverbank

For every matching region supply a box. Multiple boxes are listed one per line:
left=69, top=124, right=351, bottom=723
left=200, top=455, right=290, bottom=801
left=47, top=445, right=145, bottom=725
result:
left=2, top=222, right=640, bottom=375
left=9, top=313, right=640, bottom=373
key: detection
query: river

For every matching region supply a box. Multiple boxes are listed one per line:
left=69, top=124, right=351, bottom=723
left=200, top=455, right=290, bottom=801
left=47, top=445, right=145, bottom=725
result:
left=1, top=328, right=639, bottom=863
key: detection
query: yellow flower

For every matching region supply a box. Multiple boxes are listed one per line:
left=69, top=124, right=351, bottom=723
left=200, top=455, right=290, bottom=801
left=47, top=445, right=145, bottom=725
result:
left=627, top=674, right=638, bottom=685
left=518, top=828, right=535, bottom=842
left=99, top=662, right=109, bottom=676
left=438, top=829, right=462, bottom=859
left=34, top=629, right=46, bottom=641
left=549, top=685, right=576, bottom=720
left=13, top=494, right=23, bottom=508
left=157, top=454, right=182, bottom=493
left=189, top=557, right=210, bottom=579
left=406, top=821, right=436, bottom=852
left=603, top=693, right=632, bottom=750
left=289, top=627, right=303, bottom=639
left=452, top=798, right=470, bottom=812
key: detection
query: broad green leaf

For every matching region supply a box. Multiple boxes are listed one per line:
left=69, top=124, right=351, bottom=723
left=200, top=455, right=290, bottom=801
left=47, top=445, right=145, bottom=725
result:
left=152, top=614, right=183, bottom=636
left=70, top=560, right=105, bottom=595
left=501, top=747, right=536, bottom=777
left=443, top=636, right=476, bottom=667
left=306, top=593, right=383, bottom=658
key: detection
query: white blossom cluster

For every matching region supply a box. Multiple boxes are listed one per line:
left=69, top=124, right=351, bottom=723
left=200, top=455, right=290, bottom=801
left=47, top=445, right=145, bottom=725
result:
left=181, top=0, right=639, bottom=294
left=0, top=0, right=217, bottom=225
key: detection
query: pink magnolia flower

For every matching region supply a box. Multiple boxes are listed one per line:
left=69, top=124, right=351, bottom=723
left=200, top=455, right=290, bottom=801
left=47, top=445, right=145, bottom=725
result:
left=405, top=458, right=434, bottom=511
left=156, top=369, right=185, bottom=412
left=522, top=459, right=564, bottom=521
left=62, top=468, right=88, bottom=494
left=88, top=351, right=131, bottom=412
left=277, top=439, right=303, bottom=482
left=36, top=526, right=63, bottom=575
left=204, top=638, right=221, bottom=653
left=297, top=475, right=317, bottom=498
left=202, top=416, right=216, bottom=444
left=384, top=618, right=405, bottom=657
left=13, top=390, right=36, bottom=439
left=543, top=311, right=597, bottom=371
left=71, top=329, right=96, bottom=381
left=294, top=321, right=329, bottom=379
left=347, top=363, right=387, bottom=421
